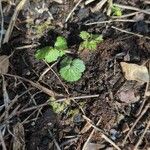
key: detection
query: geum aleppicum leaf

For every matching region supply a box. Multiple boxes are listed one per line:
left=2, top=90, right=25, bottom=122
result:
left=44, top=48, right=60, bottom=63
left=54, top=36, right=68, bottom=50
left=80, top=31, right=91, bottom=40
left=35, top=46, right=51, bottom=60
left=92, top=35, right=103, bottom=43
left=60, top=58, right=85, bottom=82
left=71, top=59, right=86, bottom=73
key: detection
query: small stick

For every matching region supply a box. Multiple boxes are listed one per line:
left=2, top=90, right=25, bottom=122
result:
left=111, top=26, right=150, bottom=40
left=3, top=0, right=27, bottom=43
left=48, top=130, right=61, bottom=150
left=82, top=118, right=101, bottom=150
left=91, top=0, right=107, bottom=12
left=0, top=130, right=7, bottom=150
left=85, top=0, right=96, bottom=5
left=0, top=0, right=4, bottom=47
left=4, top=73, right=63, bottom=97
left=82, top=115, right=121, bottom=150
left=134, top=119, right=150, bottom=150
left=107, top=0, right=113, bottom=16
left=65, top=0, right=83, bottom=22
left=112, top=12, right=139, bottom=19
left=19, top=94, right=99, bottom=113
left=44, top=61, right=70, bottom=95
left=122, top=103, right=150, bottom=146
left=113, top=3, right=150, bottom=15
left=85, top=19, right=150, bottom=26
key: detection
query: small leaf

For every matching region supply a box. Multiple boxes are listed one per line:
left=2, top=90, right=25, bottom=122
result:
left=60, top=57, right=73, bottom=67
left=45, top=48, right=60, bottom=63
left=92, top=35, right=103, bottom=43
left=71, top=59, right=86, bottom=73
left=35, top=46, right=51, bottom=60
left=60, top=58, right=85, bottom=82
left=87, top=40, right=97, bottom=50
left=60, top=65, right=82, bottom=82
left=79, top=41, right=89, bottom=51
left=80, top=31, right=91, bottom=40
left=54, top=36, right=68, bottom=50
left=112, top=5, right=122, bottom=16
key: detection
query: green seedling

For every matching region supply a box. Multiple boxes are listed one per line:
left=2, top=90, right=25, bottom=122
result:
left=35, top=36, right=67, bottom=63
left=111, top=5, right=122, bottom=16
left=60, top=57, right=85, bottom=82
left=35, top=36, right=85, bottom=82
left=79, top=31, right=103, bottom=51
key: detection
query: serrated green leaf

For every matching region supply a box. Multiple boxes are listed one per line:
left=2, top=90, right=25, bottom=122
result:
left=60, top=65, right=82, bottom=82
left=59, top=58, right=85, bottom=82
left=80, top=31, right=91, bottom=40
left=54, top=36, right=68, bottom=50
left=71, top=59, right=86, bottom=73
left=87, top=40, right=97, bottom=50
left=45, top=48, right=60, bottom=63
left=92, top=35, right=103, bottom=43
left=112, top=5, right=122, bottom=16
left=35, top=46, right=52, bottom=60
left=79, top=41, right=89, bottom=51
left=60, top=57, right=73, bottom=67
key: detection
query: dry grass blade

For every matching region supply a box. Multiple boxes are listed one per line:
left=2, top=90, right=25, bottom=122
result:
left=13, top=122, right=25, bottom=150
left=111, top=26, right=150, bottom=40
left=3, top=0, right=27, bottom=43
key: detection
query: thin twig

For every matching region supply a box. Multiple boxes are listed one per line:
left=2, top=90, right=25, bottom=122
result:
left=122, top=103, right=150, bottom=146
left=82, top=118, right=101, bottom=150
left=82, top=115, right=121, bottom=150
left=114, top=3, right=150, bottom=15
left=44, top=61, right=70, bottom=95
left=65, top=0, right=83, bottom=22
left=112, top=12, right=139, bottom=19
left=4, top=73, right=63, bottom=97
left=3, top=0, right=27, bottom=43
left=18, top=94, right=99, bottom=113
left=111, top=26, right=150, bottom=40
left=0, top=0, right=4, bottom=47
left=48, top=129, right=61, bottom=150
left=107, top=0, right=113, bottom=16
left=0, top=130, right=7, bottom=150
left=91, top=0, right=107, bottom=12
left=38, top=61, right=58, bottom=81
left=85, top=19, right=150, bottom=25
left=134, top=119, right=150, bottom=150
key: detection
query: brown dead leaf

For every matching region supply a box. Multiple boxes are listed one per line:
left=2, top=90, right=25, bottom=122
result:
left=0, top=55, right=9, bottom=74
left=118, top=90, right=140, bottom=103
left=120, top=62, right=149, bottom=84
left=13, top=122, right=25, bottom=150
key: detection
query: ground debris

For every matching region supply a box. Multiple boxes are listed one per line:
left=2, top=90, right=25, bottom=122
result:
left=13, top=122, right=25, bottom=150
left=120, top=62, right=149, bottom=84
left=0, top=55, right=9, bottom=74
